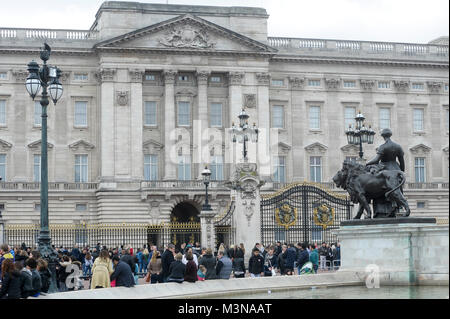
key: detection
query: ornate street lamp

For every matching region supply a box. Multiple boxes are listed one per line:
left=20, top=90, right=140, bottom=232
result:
left=230, top=108, right=259, bottom=161
left=201, top=166, right=212, bottom=211
left=345, top=111, right=375, bottom=159
left=25, top=43, right=63, bottom=293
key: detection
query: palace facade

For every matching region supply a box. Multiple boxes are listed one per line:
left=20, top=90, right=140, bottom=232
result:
left=0, top=2, right=448, bottom=247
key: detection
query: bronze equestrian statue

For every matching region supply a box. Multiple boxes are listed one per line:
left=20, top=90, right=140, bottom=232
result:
left=333, top=129, right=410, bottom=219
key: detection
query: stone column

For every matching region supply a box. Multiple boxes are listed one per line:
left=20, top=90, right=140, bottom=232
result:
left=200, top=209, right=216, bottom=250
left=98, top=68, right=116, bottom=181
left=229, top=162, right=263, bottom=262
left=130, top=69, right=144, bottom=180
left=0, top=217, right=4, bottom=245
left=228, top=72, right=244, bottom=170
left=196, top=70, right=210, bottom=178
left=256, top=73, right=271, bottom=177
left=163, top=70, right=177, bottom=180
left=289, top=76, right=306, bottom=180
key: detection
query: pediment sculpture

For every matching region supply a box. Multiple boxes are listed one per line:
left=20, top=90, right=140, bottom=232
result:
left=159, top=25, right=215, bottom=49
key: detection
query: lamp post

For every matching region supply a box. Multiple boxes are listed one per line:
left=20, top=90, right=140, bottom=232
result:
left=25, top=43, right=63, bottom=293
left=345, top=110, right=375, bottom=159
left=201, top=166, right=212, bottom=211
left=230, top=108, right=259, bottom=161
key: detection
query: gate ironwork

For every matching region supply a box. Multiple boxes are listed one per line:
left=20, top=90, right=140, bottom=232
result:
left=168, top=220, right=201, bottom=250
left=214, top=201, right=235, bottom=249
left=261, top=182, right=352, bottom=245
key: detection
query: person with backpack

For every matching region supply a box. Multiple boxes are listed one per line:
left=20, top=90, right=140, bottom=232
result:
left=37, top=258, right=51, bottom=293
left=0, top=259, right=21, bottom=299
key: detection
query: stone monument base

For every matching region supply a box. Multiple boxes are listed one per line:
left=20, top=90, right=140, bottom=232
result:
left=334, top=218, right=449, bottom=286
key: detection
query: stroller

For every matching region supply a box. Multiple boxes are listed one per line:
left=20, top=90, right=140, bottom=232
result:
left=299, top=261, right=315, bottom=275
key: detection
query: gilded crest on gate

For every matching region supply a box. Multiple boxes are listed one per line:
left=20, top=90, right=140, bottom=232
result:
left=313, top=204, right=335, bottom=229
left=275, top=203, right=297, bottom=230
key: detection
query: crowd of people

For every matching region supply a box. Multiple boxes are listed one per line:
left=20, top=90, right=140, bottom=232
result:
left=0, top=240, right=340, bottom=299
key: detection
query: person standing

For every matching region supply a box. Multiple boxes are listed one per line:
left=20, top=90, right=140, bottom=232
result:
left=183, top=252, right=198, bottom=283
left=37, top=259, right=51, bottom=293
left=120, top=248, right=136, bottom=275
left=84, top=252, right=93, bottom=277
left=0, top=244, right=14, bottom=271
left=318, top=242, right=328, bottom=271
left=167, top=253, right=185, bottom=283
left=215, top=251, right=232, bottom=280
left=57, top=255, right=71, bottom=292
left=264, top=247, right=277, bottom=276
left=110, top=255, right=135, bottom=288
left=91, top=249, right=114, bottom=289
left=335, top=243, right=341, bottom=269
left=232, top=246, right=246, bottom=278
left=161, top=244, right=175, bottom=283
left=309, top=247, right=319, bottom=274
left=0, top=259, right=21, bottom=299
left=296, top=244, right=310, bottom=275
left=148, top=250, right=162, bottom=284
left=182, top=246, right=198, bottom=266
left=198, top=248, right=217, bottom=280
left=285, top=244, right=297, bottom=275
left=142, top=248, right=150, bottom=273
left=248, top=248, right=265, bottom=278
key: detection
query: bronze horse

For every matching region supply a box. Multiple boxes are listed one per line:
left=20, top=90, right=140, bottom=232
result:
left=333, top=161, right=410, bottom=219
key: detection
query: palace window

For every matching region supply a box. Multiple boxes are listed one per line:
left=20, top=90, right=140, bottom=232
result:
left=74, top=73, right=88, bottom=81
left=145, top=74, right=156, bottom=81
left=413, top=108, right=424, bottom=131
left=273, top=156, right=286, bottom=183
left=272, top=105, right=284, bottom=129
left=144, top=154, right=158, bottom=181
left=414, top=157, right=426, bottom=183
left=310, top=156, right=322, bottom=182
left=178, top=75, right=189, bottom=82
left=177, top=101, right=190, bottom=126
left=210, top=103, right=222, bottom=127
left=271, top=79, right=284, bottom=86
left=33, top=154, right=41, bottom=182
left=0, top=72, right=6, bottom=80
left=74, top=101, right=88, bottom=127
left=144, top=101, right=157, bottom=126
left=378, top=81, right=390, bottom=89
left=379, top=108, right=391, bottom=130
left=76, top=203, right=87, bottom=211
left=34, top=101, right=42, bottom=126
left=210, top=155, right=224, bottom=181
left=343, top=80, right=356, bottom=88
left=0, top=154, right=6, bottom=181
left=417, top=201, right=426, bottom=209
left=210, top=76, right=221, bottom=83
left=308, top=79, right=321, bottom=87
left=344, top=107, right=356, bottom=128
left=0, top=100, right=6, bottom=126
left=177, top=155, right=191, bottom=180
left=309, top=106, right=321, bottom=130
left=75, top=154, right=88, bottom=183
left=411, top=82, right=425, bottom=90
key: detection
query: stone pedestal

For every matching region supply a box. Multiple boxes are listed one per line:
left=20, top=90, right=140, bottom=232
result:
left=228, top=162, right=264, bottom=261
left=200, top=209, right=216, bottom=250
left=334, top=218, right=449, bottom=285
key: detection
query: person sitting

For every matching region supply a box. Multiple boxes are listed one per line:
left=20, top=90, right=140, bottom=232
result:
left=167, top=253, right=185, bottom=283
left=183, top=252, right=198, bottom=283
left=197, top=265, right=207, bottom=281
left=110, top=255, right=135, bottom=288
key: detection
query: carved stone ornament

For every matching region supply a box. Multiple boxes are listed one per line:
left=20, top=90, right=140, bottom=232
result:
left=68, top=140, right=95, bottom=151
left=242, top=200, right=255, bottom=227
left=12, top=70, right=28, bottom=82
left=243, top=94, right=256, bottom=108
left=360, top=79, right=375, bottom=90
left=163, top=70, right=177, bottom=84
left=289, top=77, right=305, bottom=89
left=96, top=68, right=115, bottom=82
left=427, top=81, right=442, bottom=93
left=0, top=139, right=13, bottom=151
left=116, top=91, right=129, bottom=106
left=159, top=24, right=215, bottom=49
left=196, top=71, right=210, bottom=84
left=393, top=80, right=410, bottom=92
left=60, top=71, right=71, bottom=84
left=129, top=69, right=144, bottom=83
left=229, top=72, right=244, bottom=85
left=325, top=78, right=341, bottom=89
left=256, top=73, right=270, bottom=85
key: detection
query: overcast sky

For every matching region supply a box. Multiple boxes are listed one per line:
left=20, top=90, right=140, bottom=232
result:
left=0, top=0, right=448, bottom=43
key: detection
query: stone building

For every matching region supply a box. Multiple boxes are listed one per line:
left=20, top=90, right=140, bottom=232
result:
left=0, top=1, right=448, bottom=248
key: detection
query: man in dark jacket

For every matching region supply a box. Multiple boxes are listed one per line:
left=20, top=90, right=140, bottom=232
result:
left=285, top=244, right=297, bottom=275
left=296, top=243, right=310, bottom=275
left=161, top=244, right=175, bottom=282
left=120, top=248, right=136, bottom=275
left=248, top=248, right=265, bottom=277
left=232, top=247, right=246, bottom=278
left=110, top=255, right=135, bottom=287
left=71, top=245, right=80, bottom=261
left=215, top=251, right=232, bottom=279
left=198, top=248, right=217, bottom=280
left=167, top=253, right=186, bottom=283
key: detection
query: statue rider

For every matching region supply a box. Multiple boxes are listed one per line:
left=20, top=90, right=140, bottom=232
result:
left=366, top=128, right=405, bottom=172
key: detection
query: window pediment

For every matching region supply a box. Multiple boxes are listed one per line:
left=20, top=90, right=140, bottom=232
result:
left=409, top=143, right=431, bottom=155
left=68, top=140, right=95, bottom=151
left=143, top=139, right=164, bottom=152
left=305, top=142, right=327, bottom=154
left=340, top=144, right=359, bottom=154
left=0, top=139, right=12, bottom=151
left=28, top=140, right=54, bottom=150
